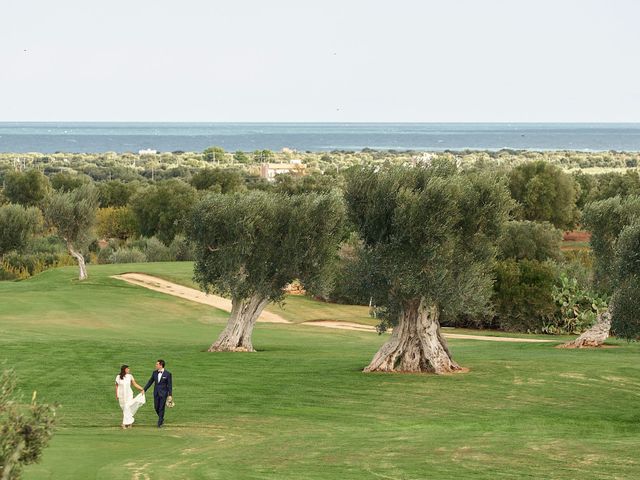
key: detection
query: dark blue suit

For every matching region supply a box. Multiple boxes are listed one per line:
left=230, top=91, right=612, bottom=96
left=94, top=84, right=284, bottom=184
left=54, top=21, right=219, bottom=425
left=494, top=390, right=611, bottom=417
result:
left=144, top=369, right=172, bottom=426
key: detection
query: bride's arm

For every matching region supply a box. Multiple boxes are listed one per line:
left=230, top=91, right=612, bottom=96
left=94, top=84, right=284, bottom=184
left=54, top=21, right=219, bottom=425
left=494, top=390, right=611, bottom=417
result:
left=115, top=383, right=119, bottom=400
left=131, top=376, right=145, bottom=393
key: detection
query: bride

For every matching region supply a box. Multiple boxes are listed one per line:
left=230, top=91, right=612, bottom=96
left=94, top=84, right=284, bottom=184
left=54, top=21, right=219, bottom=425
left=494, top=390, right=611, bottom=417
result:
left=115, top=364, right=146, bottom=429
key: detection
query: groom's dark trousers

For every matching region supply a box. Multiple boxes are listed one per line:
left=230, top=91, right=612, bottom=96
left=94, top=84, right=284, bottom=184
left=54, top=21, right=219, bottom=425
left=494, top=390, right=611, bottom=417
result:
left=144, top=370, right=172, bottom=426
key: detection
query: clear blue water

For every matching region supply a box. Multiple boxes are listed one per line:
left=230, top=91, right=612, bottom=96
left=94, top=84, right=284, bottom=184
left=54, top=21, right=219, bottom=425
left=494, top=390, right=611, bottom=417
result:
left=0, top=123, right=639, bottom=153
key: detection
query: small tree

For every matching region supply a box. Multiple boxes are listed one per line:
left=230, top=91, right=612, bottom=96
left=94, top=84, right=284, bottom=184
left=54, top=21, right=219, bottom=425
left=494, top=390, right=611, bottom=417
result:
left=203, top=146, right=226, bottom=163
left=0, top=369, right=56, bottom=480
left=188, top=190, right=344, bottom=352
left=3, top=170, right=49, bottom=207
left=0, top=205, right=43, bottom=260
left=509, top=161, right=579, bottom=230
left=130, top=180, right=197, bottom=245
left=44, top=184, right=99, bottom=280
left=345, top=163, right=512, bottom=373
left=95, top=206, right=138, bottom=240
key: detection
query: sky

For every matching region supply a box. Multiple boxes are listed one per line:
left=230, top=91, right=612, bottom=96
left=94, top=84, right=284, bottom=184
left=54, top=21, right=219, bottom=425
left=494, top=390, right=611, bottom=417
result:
left=1, top=0, right=639, bottom=122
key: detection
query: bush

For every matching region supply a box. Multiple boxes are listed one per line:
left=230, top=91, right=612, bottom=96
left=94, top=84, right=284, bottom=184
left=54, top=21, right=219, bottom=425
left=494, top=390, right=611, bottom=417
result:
left=498, top=220, right=563, bottom=262
left=546, top=275, right=608, bottom=334
left=109, top=247, right=146, bottom=264
left=168, top=235, right=194, bottom=261
left=492, top=259, right=558, bottom=332
left=611, top=277, right=640, bottom=340
left=141, top=237, right=172, bottom=262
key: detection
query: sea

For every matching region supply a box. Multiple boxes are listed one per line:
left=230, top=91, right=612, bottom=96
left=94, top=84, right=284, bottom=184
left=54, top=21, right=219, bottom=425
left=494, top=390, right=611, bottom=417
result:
left=1, top=123, right=640, bottom=153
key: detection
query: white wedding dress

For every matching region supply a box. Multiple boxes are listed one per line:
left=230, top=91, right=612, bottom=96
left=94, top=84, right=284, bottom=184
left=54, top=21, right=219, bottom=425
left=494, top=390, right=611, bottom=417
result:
left=115, top=373, right=146, bottom=425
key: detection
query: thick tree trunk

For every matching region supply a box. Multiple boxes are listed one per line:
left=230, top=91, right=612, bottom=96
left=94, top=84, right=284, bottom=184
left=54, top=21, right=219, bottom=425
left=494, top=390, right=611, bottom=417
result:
left=67, top=241, right=88, bottom=281
left=364, top=298, right=462, bottom=374
left=559, top=309, right=611, bottom=348
left=209, top=294, right=269, bottom=352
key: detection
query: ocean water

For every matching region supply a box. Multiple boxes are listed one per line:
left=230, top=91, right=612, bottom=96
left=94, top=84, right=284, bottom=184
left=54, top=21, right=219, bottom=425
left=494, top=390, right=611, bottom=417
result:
left=0, top=123, right=639, bottom=153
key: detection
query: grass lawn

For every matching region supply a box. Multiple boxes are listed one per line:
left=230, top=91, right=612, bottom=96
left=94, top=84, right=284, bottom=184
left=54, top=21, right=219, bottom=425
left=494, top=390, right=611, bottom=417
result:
left=1, top=264, right=639, bottom=479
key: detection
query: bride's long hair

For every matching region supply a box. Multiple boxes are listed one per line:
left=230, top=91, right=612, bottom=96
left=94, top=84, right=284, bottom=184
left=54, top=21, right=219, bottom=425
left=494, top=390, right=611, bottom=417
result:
left=119, top=365, right=129, bottom=380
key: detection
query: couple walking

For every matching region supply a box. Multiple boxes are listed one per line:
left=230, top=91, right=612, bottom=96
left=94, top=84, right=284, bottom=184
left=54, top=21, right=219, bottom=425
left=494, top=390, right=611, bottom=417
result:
left=114, top=359, right=173, bottom=429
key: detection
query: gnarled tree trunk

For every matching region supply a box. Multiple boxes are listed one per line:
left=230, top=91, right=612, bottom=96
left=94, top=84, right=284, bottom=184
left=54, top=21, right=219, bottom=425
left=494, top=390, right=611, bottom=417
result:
left=67, top=241, right=87, bottom=281
left=364, top=298, right=462, bottom=374
left=559, top=309, right=611, bottom=348
left=209, top=294, right=269, bottom=352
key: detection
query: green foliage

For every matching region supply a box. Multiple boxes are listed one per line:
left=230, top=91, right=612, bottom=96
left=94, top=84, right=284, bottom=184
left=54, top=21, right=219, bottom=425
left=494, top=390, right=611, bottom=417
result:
left=188, top=190, right=345, bottom=302
left=611, top=277, right=640, bottom=340
left=108, top=247, right=147, bottom=264
left=324, top=233, right=371, bottom=305
left=498, top=220, right=563, bottom=262
left=546, top=275, right=608, bottom=334
left=509, top=161, right=579, bottom=229
left=95, top=206, right=138, bottom=240
left=0, top=204, right=43, bottom=257
left=345, top=162, right=512, bottom=328
left=253, top=149, right=274, bottom=162
left=610, top=222, right=640, bottom=339
left=44, top=184, right=99, bottom=248
left=3, top=170, right=50, bottom=207
left=0, top=369, right=56, bottom=480
left=273, top=172, right=343, bottom=195
left=97, top=180, right=140, bottom=208
left=492, top=259, right=558, bottom=332
left=50, top=171, right=90, bottom=192
left=233, top=151, right=250, bottom=163
left=203, top=146, right=226, bottom=163
left=168, top=235, right=194, bottom=261
left=582, top=195, right=640, bottom=292
left=130, top=180, right=197, bottom=244
left=189, top=168, right=245, bottom=193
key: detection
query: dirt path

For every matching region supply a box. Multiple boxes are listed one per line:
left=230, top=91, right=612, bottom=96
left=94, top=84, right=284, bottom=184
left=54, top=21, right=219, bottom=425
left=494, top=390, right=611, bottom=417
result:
left=112, top=273, right=289, bottom=323
left=113, top=273, right=556, bottom=343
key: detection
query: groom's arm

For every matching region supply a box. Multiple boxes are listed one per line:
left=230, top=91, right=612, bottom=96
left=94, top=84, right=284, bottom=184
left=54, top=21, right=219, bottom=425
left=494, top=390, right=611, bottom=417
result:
left=167, top=372, right=173, bottom=397
left=143, top=371, right=154, bottom=392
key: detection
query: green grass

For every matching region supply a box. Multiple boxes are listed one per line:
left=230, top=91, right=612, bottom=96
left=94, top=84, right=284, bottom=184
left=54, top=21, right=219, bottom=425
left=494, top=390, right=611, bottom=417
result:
left=112, top=261, right=378, bottom=326
left=2, top=264, right=640, bottom=479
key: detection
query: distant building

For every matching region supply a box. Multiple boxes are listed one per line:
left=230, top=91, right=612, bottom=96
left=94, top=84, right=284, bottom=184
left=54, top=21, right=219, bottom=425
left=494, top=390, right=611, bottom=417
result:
left=260, top=161, right=306, bottom=181
left=138, top=149, right=157, bottom=155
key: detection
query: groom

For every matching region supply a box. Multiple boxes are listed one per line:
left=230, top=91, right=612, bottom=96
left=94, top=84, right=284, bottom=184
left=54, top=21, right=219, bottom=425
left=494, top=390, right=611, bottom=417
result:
left=144, top=359, right=173, bottom=428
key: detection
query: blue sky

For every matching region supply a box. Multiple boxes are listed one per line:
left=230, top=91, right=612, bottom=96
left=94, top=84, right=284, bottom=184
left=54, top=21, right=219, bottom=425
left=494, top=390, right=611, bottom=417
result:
left=1, top=0, right=638, bottom=122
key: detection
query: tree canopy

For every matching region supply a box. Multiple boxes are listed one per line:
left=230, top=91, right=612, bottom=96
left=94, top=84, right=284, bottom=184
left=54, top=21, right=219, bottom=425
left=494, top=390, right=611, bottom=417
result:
left=345, top=162, right=512, bottom=372
left=130, top=180, right=197, bottom=245
left=188, top=189, right=345, bottom=351
left=0, top=204, right=43, bottom=258
left=509, top=161, right=579, bottom=230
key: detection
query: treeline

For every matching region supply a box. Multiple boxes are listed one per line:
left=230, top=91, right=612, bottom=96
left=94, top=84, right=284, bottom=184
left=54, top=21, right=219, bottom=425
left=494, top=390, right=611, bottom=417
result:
left=1, top=152, right=639, bottom=337
left=1, top=148, right=640, bottom=185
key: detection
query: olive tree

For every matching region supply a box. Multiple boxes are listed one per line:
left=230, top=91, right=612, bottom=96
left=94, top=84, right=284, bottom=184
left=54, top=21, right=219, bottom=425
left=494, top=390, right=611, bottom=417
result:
left=0, top=369, right=56, bottom=480
left=130, top=180, right=197, bottom=245
left=345, top=163, right=512, bottom=373
left=509, top=161, right=579, bottom=230
left=3, top=170, right=49, bottom=207
left=0, top=205, right=43, bottom=260
left=188, top=190, right=345, bottom=352
left=561, top=195, right=640, bottom=347
left=44, top=184, right=99, bottom=280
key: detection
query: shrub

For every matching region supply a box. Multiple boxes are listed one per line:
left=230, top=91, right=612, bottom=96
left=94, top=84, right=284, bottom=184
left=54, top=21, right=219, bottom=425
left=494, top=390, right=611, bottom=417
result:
left=109, top=247, right=146, bottom=264
left=546, top=275, right=608, bottom=334
left=168, top=235, right=194, bottom=261
left=141, top=237, right=172, bottom=262
left=498, top=220, right=563, bottom=262
left=492, top=259, right=558, bottom=332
